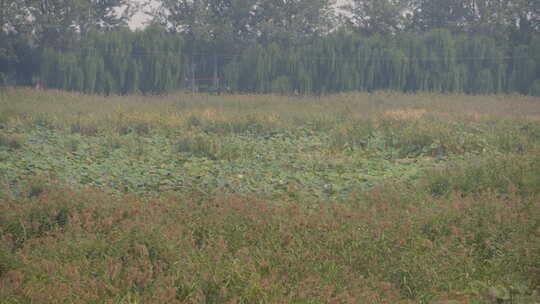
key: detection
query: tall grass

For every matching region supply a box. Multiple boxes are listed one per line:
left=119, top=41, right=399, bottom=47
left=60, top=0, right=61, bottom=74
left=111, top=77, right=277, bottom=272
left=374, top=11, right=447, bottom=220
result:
left=1, top=89, right=540, bottom=132
left=1, top=88, right=540, bottom=303
left=0, top=179, right=538, bottom=303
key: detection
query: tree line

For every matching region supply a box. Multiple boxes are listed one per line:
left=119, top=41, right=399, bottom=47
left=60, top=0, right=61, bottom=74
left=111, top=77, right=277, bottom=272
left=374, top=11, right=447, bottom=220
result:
left=228, top=29, right=540, bottom=95
left=1, top=0, right=539, bottom=95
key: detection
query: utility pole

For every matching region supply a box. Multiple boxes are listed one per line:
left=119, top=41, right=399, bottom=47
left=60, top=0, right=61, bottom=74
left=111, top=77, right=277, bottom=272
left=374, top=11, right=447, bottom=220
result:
left=191, top=59, right=196, bottom=94
left=213, top=52, right=219, bottom=90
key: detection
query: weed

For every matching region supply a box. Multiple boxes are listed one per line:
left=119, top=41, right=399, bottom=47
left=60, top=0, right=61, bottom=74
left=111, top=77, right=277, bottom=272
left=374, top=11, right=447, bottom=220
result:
left=175, top=133, right=217, bottom=159
left=65, top=138, right=79, bottom=153
left=186, top=115, right=201, bottom=128
left=0, top=134, right=7, bottom=147
left=127, top=137, right=146, bottom=157
left=0, top=88, right=540, bottom=303
left=388, top=117, right=486, bottom=157
left=0, top=134, right=24, bottom=150
left=329, top=119, right=375, bottom=151
left=23, top=177, right=48, bottom=198
left=422, top=153, right=540, bottom=196
left=133, top=121, right=150, bottom=136
left=174, top=133, right=244, bottom=160
left=104, top=136, right=122, bottom=150
left=0, top=183, right=538, bottom=303
left=70, top=122, right=81, bottom=134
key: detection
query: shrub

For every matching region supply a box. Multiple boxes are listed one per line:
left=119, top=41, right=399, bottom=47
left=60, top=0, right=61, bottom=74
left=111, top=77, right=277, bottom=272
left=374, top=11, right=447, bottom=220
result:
left=529, top=80, right=540, bottom=97
left=422, top=153, right=540, bottom=196
left=487, top=120, right=540, bottom=153
left=174, top=133, right=247, bottom=161
left=329, top=119, right=375, bottom=152
left=22, top=177, right=48, bottom=199
left=175, top=133, right=219, bottom=159
left=389, top=117, right=486, bottom=157
left=0, top=133, right=23, bottom=150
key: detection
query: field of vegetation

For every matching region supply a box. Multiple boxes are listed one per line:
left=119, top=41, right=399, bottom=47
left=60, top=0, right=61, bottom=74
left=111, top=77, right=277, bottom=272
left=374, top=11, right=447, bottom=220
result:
left=0, top=88, right=539, bottom=303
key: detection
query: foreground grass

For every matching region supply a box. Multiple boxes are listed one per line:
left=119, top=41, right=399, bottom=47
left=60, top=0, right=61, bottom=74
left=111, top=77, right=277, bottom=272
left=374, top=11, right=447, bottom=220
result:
left=1, top=172, right=539, bottom=303
left=1, top=88, right=540, bottom=303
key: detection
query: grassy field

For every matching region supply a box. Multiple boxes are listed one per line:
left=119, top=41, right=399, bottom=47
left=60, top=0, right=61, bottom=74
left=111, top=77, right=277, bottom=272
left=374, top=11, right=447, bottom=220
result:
left=0, top=88, right=539, bottom=303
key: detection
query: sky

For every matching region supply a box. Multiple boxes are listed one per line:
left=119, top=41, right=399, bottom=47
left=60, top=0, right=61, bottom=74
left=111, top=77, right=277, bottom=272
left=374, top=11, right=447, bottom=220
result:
left=128, top=0, right=155, bottom=29
left=128, top=0, right=350, bottom=29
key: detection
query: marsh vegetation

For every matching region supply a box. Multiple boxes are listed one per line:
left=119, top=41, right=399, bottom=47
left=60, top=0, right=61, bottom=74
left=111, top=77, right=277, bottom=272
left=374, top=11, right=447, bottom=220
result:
left=0, top=88, right=539, bottom=303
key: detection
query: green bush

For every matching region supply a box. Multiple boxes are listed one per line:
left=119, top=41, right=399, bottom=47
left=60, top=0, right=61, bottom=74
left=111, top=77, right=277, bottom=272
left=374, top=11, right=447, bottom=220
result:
left=487, top=121, right=540, bottom=153
left=382, top=117, right=486, bottom=157
left=422, top=154, right=540, bottom=196
left=0, top=133, right=23, bottom=150
left=175, top=133, right=246, bottom=160
left=529, top=80, right=540, bottom=97
left=329, top=119, right=375, bottom=151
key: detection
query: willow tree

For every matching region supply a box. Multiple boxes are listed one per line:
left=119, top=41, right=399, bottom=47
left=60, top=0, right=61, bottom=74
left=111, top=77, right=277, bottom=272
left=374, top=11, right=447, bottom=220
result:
left=509, top=44, right=536, bottom=94
left=133, top=24, right=184, bottom=94
left=91, top=30, right=135, bottom=94
left=454, top=35, right=507, bottom=94
left=530, top=35, right=540, bottom=95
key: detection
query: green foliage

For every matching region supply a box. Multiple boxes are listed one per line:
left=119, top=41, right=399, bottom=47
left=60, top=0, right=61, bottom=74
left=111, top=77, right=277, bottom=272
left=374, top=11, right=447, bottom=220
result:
left=329, top=119, right=376, bottom=151
left=174, top=133, right=260, bottom=162
left=1, top=89, right=540, bottom=302
left=389, top=118, right=487, bottom=157
left=0, top=177, right=538, bottom=303
left=225, top=30, right=540, bottom=95
left=423, top=154, right=540, bottom=196
left=271, top=76, right=292, bottom=94
left=22, top=177, right=48, bottom=199
left=175, top=133, right=220, bottom=159
left=0, top=241, right=16, bottom=277
left=530, top=80, right=540, bottom=97
left=0, top=133, right=23, bottom=150
left=38, top=26, right=184, bottom=95
left=6, top=27, right=540, bottom=96
left=3, top=0, right=540, bottom=96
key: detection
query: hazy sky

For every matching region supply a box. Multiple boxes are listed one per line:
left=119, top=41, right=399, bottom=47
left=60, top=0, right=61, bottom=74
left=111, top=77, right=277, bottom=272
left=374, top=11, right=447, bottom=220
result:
left=129, top=0, right=349, bottom=29
left=128, top=0, right=154, bottom=29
